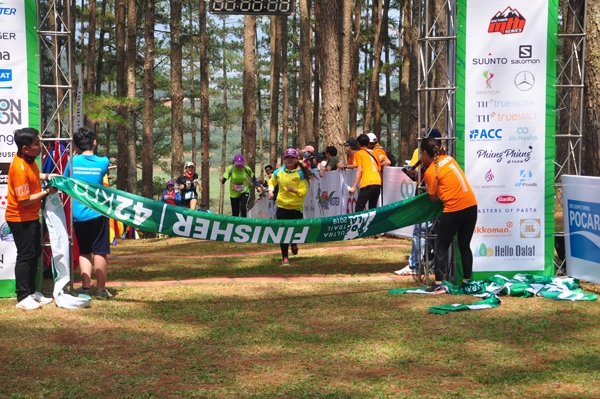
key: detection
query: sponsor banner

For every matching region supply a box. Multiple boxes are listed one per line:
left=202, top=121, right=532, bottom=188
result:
left=49, top=176, right=443, bottom=244
left=457, top=0, right=557, bottom=276
left=382, top=166, right=417, bottom=238
left=563, top=175, right=600, bottom=284
left=0, top=0, right=39, bottom=296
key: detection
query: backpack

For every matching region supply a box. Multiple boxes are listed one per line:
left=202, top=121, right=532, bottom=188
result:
left=381, top=146, right=397, bottom=167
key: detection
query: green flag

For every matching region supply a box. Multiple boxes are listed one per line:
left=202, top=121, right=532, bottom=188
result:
left=50, top=176, right=443, bottom=243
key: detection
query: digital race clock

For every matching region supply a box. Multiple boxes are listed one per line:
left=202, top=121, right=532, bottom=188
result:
left=209, top=0, right=294, bottom=15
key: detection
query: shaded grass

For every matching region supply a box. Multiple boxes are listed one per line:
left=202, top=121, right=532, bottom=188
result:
left=3, top=238, right=600, bottom=398
left=1, top=280, right=599, bottom=399
left=94, top=236, right=412, bottom=282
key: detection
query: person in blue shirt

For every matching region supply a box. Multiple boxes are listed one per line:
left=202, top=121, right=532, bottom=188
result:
left=66, top=127, right=111, bottom=300
left=198, top=202, right=211, bottom=213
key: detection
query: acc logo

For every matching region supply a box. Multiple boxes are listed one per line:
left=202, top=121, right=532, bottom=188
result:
left=469, top=128, right=502, bottom=140
left=520, top=219, right=540, bottom=238
left=495, top=195, right=516, bottom=204
left=488, top=6, right=526, bottom=35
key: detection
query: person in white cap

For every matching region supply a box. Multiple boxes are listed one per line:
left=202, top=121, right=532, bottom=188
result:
left=176, top=161, right=200, bottom=210
left=366, top=133, right=391, bottom=170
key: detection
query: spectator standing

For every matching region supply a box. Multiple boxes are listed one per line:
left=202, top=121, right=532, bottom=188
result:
left=321, top=146, right=339, bottom=177
left=268, top=148, right=315, bottom=265
left=6, top=128, right=57, bottom=309
left=348, top=134, right=382, bottom=212
left=220, top=154, right=260, bottom=217
left=67, top=127, right=112, bottom=300
left=366, top=133, right=391, bottom=170
left=421, top=136, right=478, bottom=293
left=300, top=145, right=314, bottom=169
left=337, top=138, right=359, bottom=170
left=160, top=180, right=182, bottom=206
left=177, top=162, right=200, bottom=210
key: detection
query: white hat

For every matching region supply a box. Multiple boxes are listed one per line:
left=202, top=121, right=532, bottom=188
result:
left=185, top=161, right=194, bottom=168
left=367, top=133, right=378, bottom=143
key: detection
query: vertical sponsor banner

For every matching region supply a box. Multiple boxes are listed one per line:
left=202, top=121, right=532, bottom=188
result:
left=0, top=0, right=39, bottom=297
left=382, top=167, right=416, bottom=238
left=457, top=0, right=556, bottom=277
left=562, top=175, right=600, bottom=284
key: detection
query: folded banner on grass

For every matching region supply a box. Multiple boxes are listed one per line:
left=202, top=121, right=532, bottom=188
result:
left=50, top=176, right=443, bottom=243
left=389, top=274, right=597, bottom=315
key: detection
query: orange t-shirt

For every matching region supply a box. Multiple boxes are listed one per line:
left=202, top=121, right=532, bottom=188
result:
left=423, top=155, right=477, bottom=213
left=372, top=145, right=388, bottom=169
left=354, top=149, right=382, bottom=187
left=5, top=155, right=42, bottom=222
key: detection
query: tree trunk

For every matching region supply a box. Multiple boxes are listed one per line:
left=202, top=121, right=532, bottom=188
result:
left=141, top=0, right=155, bottom=199
left=584, top=1, right=600, bottom=176
left=170, top=0, right=184, bottom=179
left=200, top=0, right=210, bottom=203
left=243, top=16, right=257, bottom=176
left=269, top=16, right=281, bottom=165
left=339, top=0, right=353, bottom=139
left=298, top=0, right=313, bottom=150
left=384, top=5, right=392, bottom=150
left=86, top=0, right=96, bottom=95
left=320, top=0, right=344, bottom=147
left=126, top=0, right=138, bottom=193
left=115, top=0, right=127, bottom=190
left=349, top=0, right=361, bottom=138
left=281, top=16, right=290, bottom=154
left=190, top=10, right=197, bottom=168
left=399, top=0, right=419, bottom=164
left=364, top=0, right=384, bottom=136
left=313, top=0, right=322, bottom=148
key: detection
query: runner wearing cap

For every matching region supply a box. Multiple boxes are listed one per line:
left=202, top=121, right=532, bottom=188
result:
left=268, top=148, right=315, bottom=265
left=220, top=153, right=260, bottom=217
left=160, top=180, right=182, bottom=206
left=176, top=161, right=200, bottom=209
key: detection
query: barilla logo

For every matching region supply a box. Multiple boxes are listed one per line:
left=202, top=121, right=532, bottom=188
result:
left=488, top=6, right=526, bottom=35
left=495, top=195, right=516, bottom=204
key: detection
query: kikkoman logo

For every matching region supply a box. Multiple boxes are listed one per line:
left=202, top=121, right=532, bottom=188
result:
left=488, top=6, right=526, bottom=35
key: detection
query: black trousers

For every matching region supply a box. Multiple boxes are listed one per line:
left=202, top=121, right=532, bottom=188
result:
left=7, top=220, right=41, bottom=302
left=435, top=205, right=478, bottom=282
left=276, top=207, right=303, bottom=259
left=355, top=185, right=381, bottom=212
left=231, top=193, right=249, bottom=217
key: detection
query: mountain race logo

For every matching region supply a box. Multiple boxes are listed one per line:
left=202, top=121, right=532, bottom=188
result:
left=488, top=6, right=526, bottom=35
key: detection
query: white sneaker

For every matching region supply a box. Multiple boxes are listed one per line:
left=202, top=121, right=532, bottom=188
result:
left=16, top=296, right=42, bottom=310
left=31, top=292, right=54, bottom=305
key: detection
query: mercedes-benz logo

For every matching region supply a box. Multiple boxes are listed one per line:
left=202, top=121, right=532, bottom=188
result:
left=514, top=71, right=535, bottom=91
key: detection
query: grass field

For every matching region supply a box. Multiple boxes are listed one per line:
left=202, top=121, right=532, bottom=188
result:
left=1, top=237, right=598, bottom=399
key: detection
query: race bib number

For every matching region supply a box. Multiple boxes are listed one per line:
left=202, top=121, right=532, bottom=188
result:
left=184, top=191, right=194, bottom=200
left=232, top=183, right=245, bottom=192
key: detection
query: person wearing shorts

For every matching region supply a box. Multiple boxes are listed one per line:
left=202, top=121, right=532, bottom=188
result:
left=66, top=127, right=111, bottom=300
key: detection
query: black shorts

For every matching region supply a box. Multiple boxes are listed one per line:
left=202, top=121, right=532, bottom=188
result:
left=181, top=190, right=198, bottom=207
left=74, top=216, right=111, bottom=255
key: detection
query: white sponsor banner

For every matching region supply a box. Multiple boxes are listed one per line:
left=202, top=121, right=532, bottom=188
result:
left=464, top=0, right=547, bottom=272
left=0, top=0, right=31, bottom=283
left=562, top=175, right=600, bottom=284
left=382, top=166, right=416, bottom=238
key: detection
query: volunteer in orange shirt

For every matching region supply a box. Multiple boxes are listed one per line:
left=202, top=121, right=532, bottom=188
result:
left=421, top=136, right=478, bottom=294
left=6, top=128, right=58, bottom=309
left=348, top=134, right=382, bottom=212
